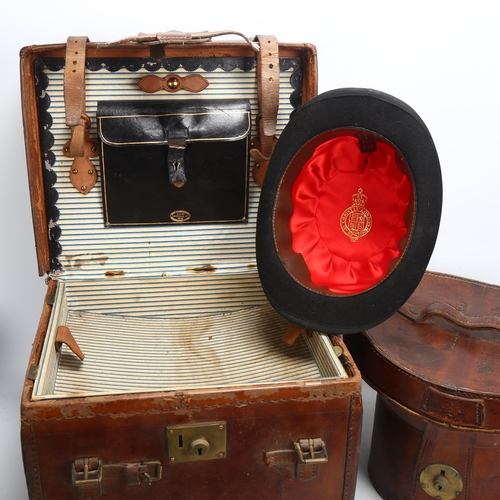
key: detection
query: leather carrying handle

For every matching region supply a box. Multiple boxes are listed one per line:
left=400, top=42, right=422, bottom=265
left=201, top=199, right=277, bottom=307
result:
left=399, top=301, right=500, bottom=331
left=105, top=30, right=261, bottom=51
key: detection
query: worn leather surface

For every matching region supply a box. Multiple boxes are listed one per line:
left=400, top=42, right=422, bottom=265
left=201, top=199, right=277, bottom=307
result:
left=344, top=271, right=500, bottom=500
left=345, top=271, right=500, bottom=429
left=368, top=395, right=500, bottom=500
left=21, top=288, right=362, bottom=500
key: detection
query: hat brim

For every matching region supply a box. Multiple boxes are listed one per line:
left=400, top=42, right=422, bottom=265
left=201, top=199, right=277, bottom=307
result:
left=256, top=88, right=442, bottom=334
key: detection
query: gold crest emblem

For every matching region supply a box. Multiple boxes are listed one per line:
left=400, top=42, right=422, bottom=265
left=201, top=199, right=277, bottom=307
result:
left=340, top=188, right=372, bottom=242
left=170, top=210, right=191, bottom=222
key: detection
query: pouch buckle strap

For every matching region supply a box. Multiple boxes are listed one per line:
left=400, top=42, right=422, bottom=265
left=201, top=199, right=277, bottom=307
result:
left=167, top=130, right=188, bottom=188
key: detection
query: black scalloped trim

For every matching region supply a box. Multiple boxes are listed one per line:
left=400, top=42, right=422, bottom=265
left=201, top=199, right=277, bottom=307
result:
left=34, top=60, right=62, bottom=272
left=34, top=56, right=303, bottom=273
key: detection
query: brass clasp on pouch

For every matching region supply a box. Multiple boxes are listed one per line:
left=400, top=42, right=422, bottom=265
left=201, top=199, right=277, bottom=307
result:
left=167, top=130, right=188, bottom=188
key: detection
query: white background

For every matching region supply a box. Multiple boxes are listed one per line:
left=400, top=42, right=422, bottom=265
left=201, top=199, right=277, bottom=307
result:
left=1, top=1, right=499, bottom=498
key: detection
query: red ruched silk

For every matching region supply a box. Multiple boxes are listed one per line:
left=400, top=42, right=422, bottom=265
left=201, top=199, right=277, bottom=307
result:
left=290, top=135, right=411, bottom=294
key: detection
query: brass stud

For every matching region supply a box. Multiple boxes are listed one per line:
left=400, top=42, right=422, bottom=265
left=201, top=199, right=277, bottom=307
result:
left=88, top=169, right=94, bottom=175
left=91, top=146, right=97, bottom=153
left=72, top=168, right=78, bottom=175
left=81, top=185, right=87, bottom=191
left=167, top=76, right=181, bottom=90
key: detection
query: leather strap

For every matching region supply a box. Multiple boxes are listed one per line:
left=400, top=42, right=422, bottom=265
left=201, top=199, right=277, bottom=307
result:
left=73, top=458, right=161, bottom=499
left=64, top=36, right=88, bottom=157
left=251, top=34, right=280, bottom=185
left=255, top=34, right=280, bottom=138
left=354, top=333, right=500, bottom=428
left=265, top=450, right=320, bottom=481
left=419, top=386, right=485, bottom=427
left=63, top=36, right=99, bottom=194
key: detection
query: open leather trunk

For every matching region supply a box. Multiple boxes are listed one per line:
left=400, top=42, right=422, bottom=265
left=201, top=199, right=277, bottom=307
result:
left=19, top=31, right=363, bottom=500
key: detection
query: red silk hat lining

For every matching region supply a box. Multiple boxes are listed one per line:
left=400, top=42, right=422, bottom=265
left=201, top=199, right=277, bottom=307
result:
left=290, top=135, right=412, bottom=295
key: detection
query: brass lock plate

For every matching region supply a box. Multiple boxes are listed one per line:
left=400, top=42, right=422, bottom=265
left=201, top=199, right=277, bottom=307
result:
left=420, top=463, right=463, bottom=500
left=166, top=422, right=226, bottom=463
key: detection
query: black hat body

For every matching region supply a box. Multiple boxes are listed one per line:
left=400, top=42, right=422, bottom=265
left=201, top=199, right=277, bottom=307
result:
left=256, top=88, right=442, bottom=335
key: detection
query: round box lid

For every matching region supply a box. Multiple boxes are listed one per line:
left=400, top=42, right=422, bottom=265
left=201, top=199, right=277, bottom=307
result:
left=256, top=88, right=442, bottom=334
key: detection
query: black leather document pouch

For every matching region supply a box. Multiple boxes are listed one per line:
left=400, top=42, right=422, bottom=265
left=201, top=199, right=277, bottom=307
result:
left=97, top=99, right=251, bottom=225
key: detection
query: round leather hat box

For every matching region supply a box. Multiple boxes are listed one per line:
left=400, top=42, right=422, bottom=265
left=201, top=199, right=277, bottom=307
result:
left=256, top=88, right=442, bottom=334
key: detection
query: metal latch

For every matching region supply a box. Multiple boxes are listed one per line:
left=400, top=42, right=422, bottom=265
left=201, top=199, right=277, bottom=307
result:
left=27, top=365, right=39, bottom=382
left=420, top=463, right=463, bottom=500
left=166, top=421, right=227, bottom=463
left=72, top=458, right=162, bottom=490
left=294, top=438, right=329, bottom=464
left=135, top=461, right=162, bottom=484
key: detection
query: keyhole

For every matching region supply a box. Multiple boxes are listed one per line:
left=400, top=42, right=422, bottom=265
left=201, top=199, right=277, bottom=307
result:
left=173, top=161, right=181, bottom=171
left=433, top=470, right=449, bottom=492
left=190, top=437, right=210, bottom=457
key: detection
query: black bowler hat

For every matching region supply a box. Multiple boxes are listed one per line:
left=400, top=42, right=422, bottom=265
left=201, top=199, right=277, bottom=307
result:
left=256, top=88, right=442, bottom=335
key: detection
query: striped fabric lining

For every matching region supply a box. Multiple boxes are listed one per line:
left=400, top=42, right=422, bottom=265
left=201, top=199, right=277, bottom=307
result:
left=40, top=61, right=299, bottom=281
left=51, top=303, right=333, bottom=398
left=33, top=273, right=346, bottom=400
left=32, top=275, right=347, bottom=400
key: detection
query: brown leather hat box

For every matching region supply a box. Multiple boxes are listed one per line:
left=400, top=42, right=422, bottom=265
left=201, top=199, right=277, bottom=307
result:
left=344, top=271, right=500, bottom=500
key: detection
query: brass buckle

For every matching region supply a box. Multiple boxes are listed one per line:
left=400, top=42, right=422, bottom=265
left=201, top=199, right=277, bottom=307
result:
left=294, top=438, right=328, bottom=464
left=139, top=461, right=162, bottom=484
left=73, top=457, right=102, bottom=486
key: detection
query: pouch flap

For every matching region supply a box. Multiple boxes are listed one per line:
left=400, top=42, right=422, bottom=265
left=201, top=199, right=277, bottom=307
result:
left=97, top=99, right=251, bottom=146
